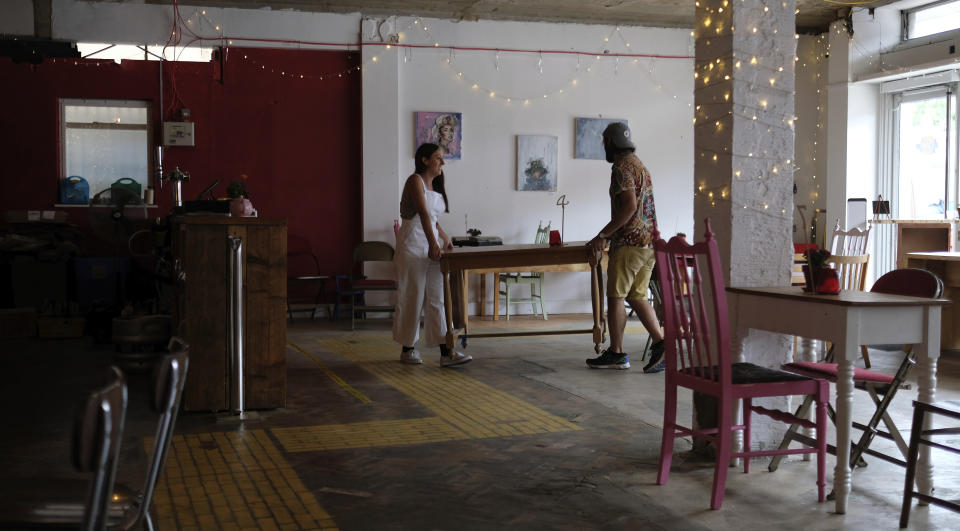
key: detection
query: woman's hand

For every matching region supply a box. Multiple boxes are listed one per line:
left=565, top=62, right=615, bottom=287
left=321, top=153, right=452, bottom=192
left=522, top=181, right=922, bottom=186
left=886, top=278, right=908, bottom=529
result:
left=442, top=238, right=454, bottom=251
left=428, top=242, right=443, bottom=261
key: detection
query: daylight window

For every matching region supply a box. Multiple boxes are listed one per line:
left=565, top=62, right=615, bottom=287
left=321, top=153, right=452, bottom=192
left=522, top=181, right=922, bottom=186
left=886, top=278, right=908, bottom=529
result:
left=904, top=0, right=960, bottom=40
left=76, top=43, right=213, bottom=62
left=61, top=99, right=151, bottom=201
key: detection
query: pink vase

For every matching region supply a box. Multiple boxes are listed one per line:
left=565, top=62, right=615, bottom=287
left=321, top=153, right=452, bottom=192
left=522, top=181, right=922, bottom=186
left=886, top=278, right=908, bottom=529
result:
left=230, top=198, right=254, bottom=217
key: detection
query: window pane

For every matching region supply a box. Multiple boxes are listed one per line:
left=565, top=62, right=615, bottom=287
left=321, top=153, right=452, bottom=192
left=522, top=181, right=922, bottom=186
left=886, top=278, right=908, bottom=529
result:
left=65, top=129, right=148, bottom=197
left=908, top=1, right=960, bottom=39
left=65, top=104, right=146, bottom=125
left=76, top=42, right=213, bottom=62
left=62, top=100, right=150, bottom=201
left=897, top=96, right=951, bottom=218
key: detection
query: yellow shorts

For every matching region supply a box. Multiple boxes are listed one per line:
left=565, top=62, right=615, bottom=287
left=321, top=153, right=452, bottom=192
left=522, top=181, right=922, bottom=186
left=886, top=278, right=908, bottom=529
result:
left=607, top=246, right=655, bottom=300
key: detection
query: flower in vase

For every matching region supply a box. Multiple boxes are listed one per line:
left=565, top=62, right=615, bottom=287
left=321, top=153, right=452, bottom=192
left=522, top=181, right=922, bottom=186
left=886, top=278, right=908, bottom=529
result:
left=227, top=174, right=249, bottom=199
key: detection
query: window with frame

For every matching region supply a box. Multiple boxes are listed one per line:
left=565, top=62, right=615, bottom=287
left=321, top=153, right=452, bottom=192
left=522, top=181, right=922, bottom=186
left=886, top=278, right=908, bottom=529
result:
left=903, top=0, right=960, bottom=40
left=61, top=99, right=152, bottom=202
left=884, top=83, right=958, bottom=219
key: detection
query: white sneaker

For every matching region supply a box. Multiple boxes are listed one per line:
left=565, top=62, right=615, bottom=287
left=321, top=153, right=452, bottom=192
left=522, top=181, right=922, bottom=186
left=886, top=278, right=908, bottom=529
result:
left=441, top=351, right=473, bottom=367
left=400, top=350, right=423, bottom=364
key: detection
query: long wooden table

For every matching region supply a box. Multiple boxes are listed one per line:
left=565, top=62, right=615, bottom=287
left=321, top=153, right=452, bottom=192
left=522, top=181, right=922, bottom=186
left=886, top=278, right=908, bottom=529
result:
left=727, top=286, right=948, bottom=514
left=471, top=261, right=602, bottom=319
left=440, top=242, right=606, bottom=351
left=907, top=251, right=960, bottom=350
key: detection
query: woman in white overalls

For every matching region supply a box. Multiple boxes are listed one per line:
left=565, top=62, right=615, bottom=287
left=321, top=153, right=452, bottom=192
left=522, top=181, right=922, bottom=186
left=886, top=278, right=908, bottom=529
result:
left=393, top=143, right=472, bottom=366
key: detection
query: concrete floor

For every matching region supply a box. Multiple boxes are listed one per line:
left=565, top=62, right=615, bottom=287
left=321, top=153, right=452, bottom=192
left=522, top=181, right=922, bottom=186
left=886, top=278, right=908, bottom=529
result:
left=2, top=313, right=960, bottom=530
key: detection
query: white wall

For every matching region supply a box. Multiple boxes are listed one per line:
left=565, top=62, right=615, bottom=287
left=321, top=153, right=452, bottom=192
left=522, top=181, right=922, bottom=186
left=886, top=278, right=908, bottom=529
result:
left=0, top=0, right=32, bottom=35
left=794, top=35, right=828, bottom=244
left=363, top=17, right=694, bottom=314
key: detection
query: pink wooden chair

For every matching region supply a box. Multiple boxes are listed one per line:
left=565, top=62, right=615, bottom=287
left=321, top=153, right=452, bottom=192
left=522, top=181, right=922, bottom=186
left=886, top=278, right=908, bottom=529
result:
left=653, top=219, right=830, bottom=510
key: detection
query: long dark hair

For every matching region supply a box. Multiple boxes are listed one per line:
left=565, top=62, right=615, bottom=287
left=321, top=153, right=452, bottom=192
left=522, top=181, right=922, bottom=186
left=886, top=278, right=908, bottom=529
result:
left=414, top=142, right=449, bottom=213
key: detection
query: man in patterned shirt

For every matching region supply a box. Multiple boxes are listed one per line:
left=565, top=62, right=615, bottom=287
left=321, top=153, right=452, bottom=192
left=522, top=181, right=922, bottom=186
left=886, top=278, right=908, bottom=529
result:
left=586, top=122, right=665, bottom=372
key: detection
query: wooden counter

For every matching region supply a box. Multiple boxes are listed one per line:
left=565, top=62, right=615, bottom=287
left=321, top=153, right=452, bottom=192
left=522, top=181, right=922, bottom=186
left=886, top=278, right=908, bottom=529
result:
left=907, top=251, right=960, bottom=351
left=172, top=216, right=287, bottom=411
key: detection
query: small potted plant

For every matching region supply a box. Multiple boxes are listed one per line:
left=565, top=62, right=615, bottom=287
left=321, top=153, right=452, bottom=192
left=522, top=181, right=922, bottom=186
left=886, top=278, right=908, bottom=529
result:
left=227, top=174, right=255, bottom=217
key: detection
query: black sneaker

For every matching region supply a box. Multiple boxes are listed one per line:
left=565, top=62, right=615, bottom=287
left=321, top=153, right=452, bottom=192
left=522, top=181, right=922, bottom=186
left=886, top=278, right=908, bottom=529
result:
left=586, top=349, right=630, bottom=370
left=643, top=340, right=666, bottom=373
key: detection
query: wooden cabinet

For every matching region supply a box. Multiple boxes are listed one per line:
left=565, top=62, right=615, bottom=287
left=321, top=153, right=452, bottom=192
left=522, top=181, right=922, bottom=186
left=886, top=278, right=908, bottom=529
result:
left=172, top=216, right=287, bottom=412
left=896, top=222, right=954, bottom=268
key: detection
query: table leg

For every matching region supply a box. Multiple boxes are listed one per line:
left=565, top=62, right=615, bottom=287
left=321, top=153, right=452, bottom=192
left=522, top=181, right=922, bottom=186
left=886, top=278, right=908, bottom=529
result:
left=479, top=272, right=486, bottom=317
left=833, top=335, right=856, bottom=514
left=590, top=262, right=601, bottom=352
left=460, top=270, right=469, bottom=336
left=915, top=305, right=942, bottom=502
left=443, top=269, right=455, bottom=350
left=493, top=273, right=500, bottom=321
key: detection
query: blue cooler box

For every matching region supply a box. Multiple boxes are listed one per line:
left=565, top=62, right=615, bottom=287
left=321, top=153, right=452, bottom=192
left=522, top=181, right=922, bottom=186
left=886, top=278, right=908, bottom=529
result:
left=60, top=176, right=89, bottom=204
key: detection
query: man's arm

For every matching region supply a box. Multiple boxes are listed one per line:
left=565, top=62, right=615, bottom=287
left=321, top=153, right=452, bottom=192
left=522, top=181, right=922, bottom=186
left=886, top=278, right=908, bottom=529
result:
left=588, top=189, right=637, bottom=252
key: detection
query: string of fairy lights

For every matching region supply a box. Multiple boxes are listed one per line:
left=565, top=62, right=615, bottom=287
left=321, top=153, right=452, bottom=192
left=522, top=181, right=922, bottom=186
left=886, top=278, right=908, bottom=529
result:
left=691, top=0, right=807, bottom=218
left=128, top=4, right=696, bottom=108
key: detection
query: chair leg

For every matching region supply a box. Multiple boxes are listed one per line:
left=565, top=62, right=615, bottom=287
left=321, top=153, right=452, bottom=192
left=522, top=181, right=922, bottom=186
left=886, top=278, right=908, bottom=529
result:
left=743, top=398, right=752, bottom=474
left=860, top=344, right=872, bottom=368
left=769, top=395, right=815, bottom=472
left=537, top=277, right=548, bottom=320
left=900, top=405, right=926, bottom=528
left=816, top=387, right=828, bottom=502
left=711, top=399, right=734, bottom=509
left=505, top=283, right=511, bottom=321
left=657, top=379, right=678, bottom=486
left=530, top=280, right=538, bottom=317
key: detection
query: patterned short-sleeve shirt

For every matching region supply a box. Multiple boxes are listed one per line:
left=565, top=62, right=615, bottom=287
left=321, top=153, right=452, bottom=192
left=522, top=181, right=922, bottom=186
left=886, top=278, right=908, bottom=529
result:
left=609, top=152, right=657, bottom=249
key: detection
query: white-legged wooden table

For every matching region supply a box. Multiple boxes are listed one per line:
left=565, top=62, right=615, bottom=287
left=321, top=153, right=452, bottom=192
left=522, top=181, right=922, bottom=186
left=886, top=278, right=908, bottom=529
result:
left=726, top=286, right=947, bottom=514
left=440, top=242, right=606, bottom=351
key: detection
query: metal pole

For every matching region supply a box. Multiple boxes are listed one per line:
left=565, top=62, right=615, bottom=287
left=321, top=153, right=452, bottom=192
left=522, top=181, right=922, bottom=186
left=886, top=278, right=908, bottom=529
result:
left=228, top=236, right=244, bottom=417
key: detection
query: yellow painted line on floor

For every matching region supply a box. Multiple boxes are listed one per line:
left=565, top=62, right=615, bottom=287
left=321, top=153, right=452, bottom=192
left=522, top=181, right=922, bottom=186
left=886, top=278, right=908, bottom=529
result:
left=288, top=339, right=372, bottom=404
left=273, top=417, right=469, bottom=451
left=150, top=429, right=338, bottom=530
left=270, top=336, right=581, bottom=453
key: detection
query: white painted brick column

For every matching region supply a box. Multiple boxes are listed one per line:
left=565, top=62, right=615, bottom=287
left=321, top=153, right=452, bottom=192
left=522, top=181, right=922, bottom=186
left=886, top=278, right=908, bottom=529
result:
left=693, top=0, right=797, bottom=452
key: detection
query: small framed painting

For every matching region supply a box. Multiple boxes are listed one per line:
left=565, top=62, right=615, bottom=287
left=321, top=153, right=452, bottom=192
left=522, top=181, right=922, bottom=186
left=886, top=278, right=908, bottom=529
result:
left=517, top=135, right=558, bottom=192
left=575, top=117, right=628, bottom=159
left=415, top=111, right=462, bottom=159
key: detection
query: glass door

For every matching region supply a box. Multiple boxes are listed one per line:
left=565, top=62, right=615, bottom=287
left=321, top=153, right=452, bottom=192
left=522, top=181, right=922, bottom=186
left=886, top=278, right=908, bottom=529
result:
left=894, top=86, right=958, bottom=219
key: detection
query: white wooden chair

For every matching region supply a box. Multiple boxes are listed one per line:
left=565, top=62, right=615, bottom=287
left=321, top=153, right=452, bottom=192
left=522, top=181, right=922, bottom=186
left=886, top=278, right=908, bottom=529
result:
left=828, top=218, right=873, bottom=367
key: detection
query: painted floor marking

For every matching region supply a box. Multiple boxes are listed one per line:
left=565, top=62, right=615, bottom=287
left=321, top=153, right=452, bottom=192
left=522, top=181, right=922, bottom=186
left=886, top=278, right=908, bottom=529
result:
left=150, top=429, right=338, bottom=530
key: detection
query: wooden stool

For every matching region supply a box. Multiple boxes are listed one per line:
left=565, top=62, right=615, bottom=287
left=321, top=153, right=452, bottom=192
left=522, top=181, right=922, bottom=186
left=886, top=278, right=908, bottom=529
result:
left=900, top=399, right=960, bottom=528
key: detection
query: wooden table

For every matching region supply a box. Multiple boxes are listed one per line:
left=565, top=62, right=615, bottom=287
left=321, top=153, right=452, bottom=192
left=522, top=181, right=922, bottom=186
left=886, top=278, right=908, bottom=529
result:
left=907, top=251, right=960, bottom=350
left=440, top=242, right=606, bottom=351
left=726, top=286, right=947, bottom=514
left=470, top=261, right=602, bottom=319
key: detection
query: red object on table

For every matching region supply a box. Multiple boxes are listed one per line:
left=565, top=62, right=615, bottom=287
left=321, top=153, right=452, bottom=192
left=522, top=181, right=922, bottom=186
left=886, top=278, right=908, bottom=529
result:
left=549, top=230, right=561, bottom=246
left=816, top=267, right=840, bottom=294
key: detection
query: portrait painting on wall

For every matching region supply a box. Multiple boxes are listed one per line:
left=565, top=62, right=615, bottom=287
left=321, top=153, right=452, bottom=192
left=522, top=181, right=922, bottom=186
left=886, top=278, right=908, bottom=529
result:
left=415, top=111, right=462, bottom=159
left=575, top=117, right=628, bottom=160
left=517, top=135, right=558, bottom=192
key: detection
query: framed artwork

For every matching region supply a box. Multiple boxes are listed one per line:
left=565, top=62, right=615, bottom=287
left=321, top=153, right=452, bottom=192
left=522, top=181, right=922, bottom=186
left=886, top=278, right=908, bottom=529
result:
left=415, top=111, right=462, bottom=159
left=575, top=117, right=628, bottom=159
left=517, top=135, right=558, bottom=192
